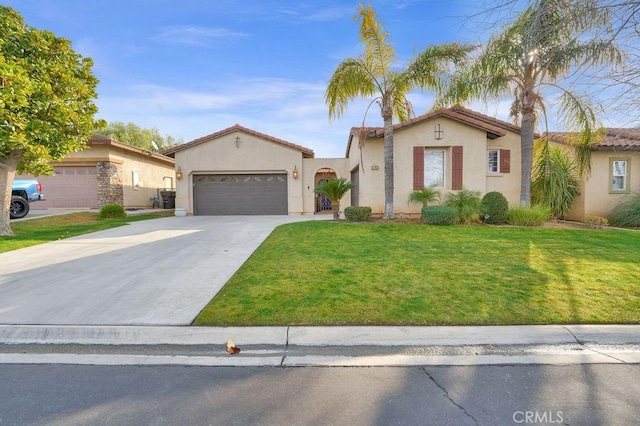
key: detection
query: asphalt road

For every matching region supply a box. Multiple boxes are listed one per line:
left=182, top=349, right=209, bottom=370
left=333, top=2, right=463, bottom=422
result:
left=1, top=364, right=638, bottom=425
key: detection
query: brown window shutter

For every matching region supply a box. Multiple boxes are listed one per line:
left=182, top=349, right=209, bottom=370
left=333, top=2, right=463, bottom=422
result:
left=500, top=149, right=510, bottom=173
left=413, top=146, right=424, bottom=190
left=452, top=146, right=463, bottom=190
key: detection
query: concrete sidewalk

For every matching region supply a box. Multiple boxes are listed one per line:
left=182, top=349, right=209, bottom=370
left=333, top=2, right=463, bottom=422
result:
left=1, top=324, right=639, bottom=367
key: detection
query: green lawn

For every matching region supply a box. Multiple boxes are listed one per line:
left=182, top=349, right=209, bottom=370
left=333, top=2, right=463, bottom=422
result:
left=0, top=211, right=174, bottom=253
left=194, top=221, right=640, bottom=326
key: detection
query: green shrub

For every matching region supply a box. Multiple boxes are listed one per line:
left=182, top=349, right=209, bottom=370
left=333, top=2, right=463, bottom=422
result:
left=408, top=186, right=441, bottom=207
left=582, top=216, right=608, bottom=229
left=421, top=206, right=457, bottom=225
left=444, top=187, right=482, bottom=224
left=99, top=204, right=126, bottom=219
left=480, top=191, right=509, bottom=224
left=507, top=204, right=551, bottom=226
left=608, top=192, right=640, bottom=228
left=344, top=206, right=372, bottom=222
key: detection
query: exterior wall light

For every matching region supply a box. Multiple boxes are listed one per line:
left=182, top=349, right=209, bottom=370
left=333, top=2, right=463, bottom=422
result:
left=176, top=167, right=184, bottom=180
left=292, top=166, right=299, bottom=180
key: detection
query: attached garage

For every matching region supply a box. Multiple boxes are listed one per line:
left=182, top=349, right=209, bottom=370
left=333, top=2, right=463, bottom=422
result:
left=194, top=173, right=288, bottom=215
left=165, top=124, right=317, bottom=216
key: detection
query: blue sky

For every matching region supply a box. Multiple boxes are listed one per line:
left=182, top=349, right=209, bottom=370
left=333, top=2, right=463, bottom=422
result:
left=6, top=0, right=494, bottom=157
left=6, top=0, right=624, bottom=158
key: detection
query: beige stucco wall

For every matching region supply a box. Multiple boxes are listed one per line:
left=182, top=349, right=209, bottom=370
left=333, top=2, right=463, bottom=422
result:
left=70, top=143, right=175, bottom=207
left=565, top=150, right=640, bottom=220
left=302, top=158, right=350, bottom=214
left=174, top=130, right=306, bottom=214
left=486, top=132, right=522, bottom=206
left=348, top=118, right=522, bottom=215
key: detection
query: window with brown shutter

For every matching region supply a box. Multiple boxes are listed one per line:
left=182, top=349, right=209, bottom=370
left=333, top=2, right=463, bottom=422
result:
left=452, top=146, right=463, bottom=190
left=413, top=146, right=424, bottom=190
left=500, top=149, right=510, bottom=173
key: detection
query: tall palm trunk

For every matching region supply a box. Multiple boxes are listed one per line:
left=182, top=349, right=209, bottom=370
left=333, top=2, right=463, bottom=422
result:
left=382, top=101, right=394, bottom=219
left=519, top=73, right=536, bottom=206
left=520, top=111, right=535, bottom=206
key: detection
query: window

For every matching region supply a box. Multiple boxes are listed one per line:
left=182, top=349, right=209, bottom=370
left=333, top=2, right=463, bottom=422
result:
left=424, top=149, right=445, bottom=187
left=611, top=159, right=628, bottom=192
left=132, top=171, right=139, bottom=189
left=488, top=150, right=499, bottom=173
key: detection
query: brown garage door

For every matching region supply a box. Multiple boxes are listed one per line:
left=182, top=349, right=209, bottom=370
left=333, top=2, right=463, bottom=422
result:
left=194, top=174, right=288, bottom=215
left=17, top=166, right=99, bottom=209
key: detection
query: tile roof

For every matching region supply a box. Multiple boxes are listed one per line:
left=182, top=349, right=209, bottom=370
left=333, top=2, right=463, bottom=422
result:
left=546, top=128, right=640, bottom=151
left=162, top=124, right=315, bottom=158
left=89, top=134, right=175, bottom=165
left=349, top=106, right=513, bottom=138
left=346, top=106, right=517, bottom=157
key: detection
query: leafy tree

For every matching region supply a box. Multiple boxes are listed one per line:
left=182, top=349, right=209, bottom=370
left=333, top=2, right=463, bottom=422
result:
left=314, top=178, right=356, bottom=220
left=325, top=3, right=471, bottom=219
left=99, top=121, right=182, bottom=151
left=0, top=6, right=103, bottom=236
left=438, top=0, right=623, bottom=205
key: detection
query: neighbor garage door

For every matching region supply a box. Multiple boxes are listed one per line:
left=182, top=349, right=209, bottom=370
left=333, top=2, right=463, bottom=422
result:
left=16, top=166, right=99, bottom=209
left=194, top=174, right=288, bottom=215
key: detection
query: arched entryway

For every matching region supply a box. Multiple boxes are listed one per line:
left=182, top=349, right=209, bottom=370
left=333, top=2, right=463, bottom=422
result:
left=314, top=168, right=337, bottom=213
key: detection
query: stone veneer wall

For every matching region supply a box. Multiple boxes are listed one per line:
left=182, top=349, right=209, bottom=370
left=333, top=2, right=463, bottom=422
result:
left=97, top=161, right=123, bottom=207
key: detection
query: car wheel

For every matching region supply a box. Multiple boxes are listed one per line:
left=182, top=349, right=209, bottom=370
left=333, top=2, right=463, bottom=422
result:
left=10, top=195, right=30, bottom=219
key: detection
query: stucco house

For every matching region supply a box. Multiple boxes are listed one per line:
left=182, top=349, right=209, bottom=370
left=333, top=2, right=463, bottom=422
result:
left=548, top=128, right=640, bottom=220
left=164, top=106, right=524, bottom=216
left=17, top=134, right=176, bottom=209
left=164, top=106, right=638, bottom=219
left=346, top=106, right=523, bottom=214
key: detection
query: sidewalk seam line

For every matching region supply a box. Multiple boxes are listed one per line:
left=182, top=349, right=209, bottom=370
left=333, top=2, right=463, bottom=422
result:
left=280, top=326, right=289, bottom=367
left=562, top=326, right=583, bottom=345
left=585, top=346, right=627, bottom=364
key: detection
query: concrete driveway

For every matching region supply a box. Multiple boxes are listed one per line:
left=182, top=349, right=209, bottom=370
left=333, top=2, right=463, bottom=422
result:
left=0, top=215, right=325, bottom=325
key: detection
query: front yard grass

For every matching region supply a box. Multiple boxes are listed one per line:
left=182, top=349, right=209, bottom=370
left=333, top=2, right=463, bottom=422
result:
left=0, top=211, right=174, bottom=253
left=194, top=221, right=640, bottom=326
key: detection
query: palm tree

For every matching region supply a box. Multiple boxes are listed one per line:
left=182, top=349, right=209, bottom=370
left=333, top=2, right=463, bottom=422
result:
left=314, top=178, right=356, bottom=220
left=326, top=3, right=471, bottom=219
left=438, top=0, right=622, bottom=205
left=407, top=186, right=441, bottom=208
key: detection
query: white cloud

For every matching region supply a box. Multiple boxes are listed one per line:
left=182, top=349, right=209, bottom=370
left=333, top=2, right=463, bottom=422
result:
left=304, top=6, right=354, bottom=22
left=155, top=26, right=249, bottom=47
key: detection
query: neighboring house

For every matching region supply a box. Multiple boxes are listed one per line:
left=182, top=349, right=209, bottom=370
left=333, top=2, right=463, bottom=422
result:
left=548, top=128, right=640, bottom=221
left=16, top=134, right=176, bottom=209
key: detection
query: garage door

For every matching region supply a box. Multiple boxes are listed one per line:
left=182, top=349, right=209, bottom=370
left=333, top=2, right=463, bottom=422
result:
left=194, top=174, right=288, bottom=215
left=16, top=166, right=99, bottom=209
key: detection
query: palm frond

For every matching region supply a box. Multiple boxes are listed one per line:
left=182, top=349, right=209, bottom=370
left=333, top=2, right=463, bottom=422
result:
left=356, top=3, right=395, bottom=85
left=325, top=57, right=378, bottom=120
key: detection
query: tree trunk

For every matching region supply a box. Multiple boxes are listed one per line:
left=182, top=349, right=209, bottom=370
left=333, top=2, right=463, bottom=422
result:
left=382, top=105, right=394, bottom=220
left=0, top=150, right=23, bottom=236
left=331, top=201, right=340, bottom=221
left=520, top=111, right=535, bottom=206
